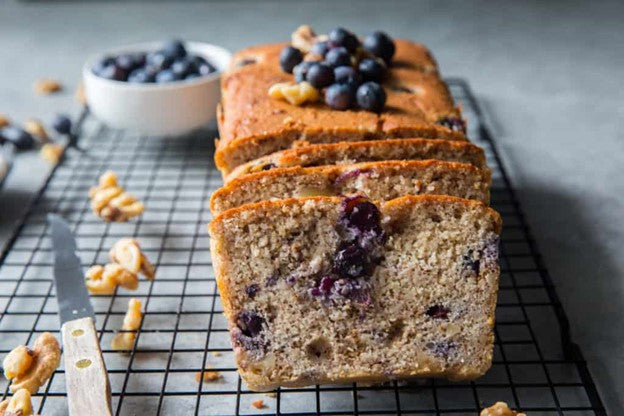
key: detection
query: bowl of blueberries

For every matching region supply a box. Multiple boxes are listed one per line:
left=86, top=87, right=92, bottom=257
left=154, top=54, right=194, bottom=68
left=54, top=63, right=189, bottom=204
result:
left=84, top=39, right=231, bottom=136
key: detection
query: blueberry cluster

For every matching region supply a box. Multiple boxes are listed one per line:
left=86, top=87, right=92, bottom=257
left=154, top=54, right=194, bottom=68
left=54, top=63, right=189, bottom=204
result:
left=92, top=40, right=217, bottom=84
left=309, top=196, right=386, bottom=305
left=279, top=28, right=396, bottom=112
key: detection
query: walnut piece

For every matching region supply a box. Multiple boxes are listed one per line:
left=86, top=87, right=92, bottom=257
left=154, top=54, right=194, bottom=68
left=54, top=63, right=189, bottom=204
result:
left=291, top=25, right=317, bottom=53
left=0, top=114, right=10, bottom=129
left=34, top=79, right=63, bottom=95
left=40, top=143, right=64, bottom=164
left=111, top=298, right=143, bottom=351
left=9, top=332, right=61, bottom=394
left=23, top=119, right=49, bottom=142
left=268, top=82, right=319, bottom=105
left=109, top=238, right=155, bottom=279
left=480, top=401, right=526, bottom=416
left=0, top=389, right=34, bottom=416
left=3, top=346, right=34, bottom=380
left=89, top=170, right=144, bottom=222
left=86, top=263, right=139, bottom=294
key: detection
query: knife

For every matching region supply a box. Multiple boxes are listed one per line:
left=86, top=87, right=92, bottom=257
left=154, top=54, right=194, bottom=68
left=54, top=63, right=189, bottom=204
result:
left=48, top=214, right=112, bottom=416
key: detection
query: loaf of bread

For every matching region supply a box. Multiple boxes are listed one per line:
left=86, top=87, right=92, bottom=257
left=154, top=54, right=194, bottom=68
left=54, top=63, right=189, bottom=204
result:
left=209, top=195, right=501, bottom=391
left=215, top=40, right=465, bottom=175
left=225, top=138, right=487, bottom=183
left=210, top=160, right=490, bottom=214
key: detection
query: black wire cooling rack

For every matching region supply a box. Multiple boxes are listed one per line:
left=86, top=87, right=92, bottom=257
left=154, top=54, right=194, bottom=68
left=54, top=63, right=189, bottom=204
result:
left=0, top=79, right=606, bottom=415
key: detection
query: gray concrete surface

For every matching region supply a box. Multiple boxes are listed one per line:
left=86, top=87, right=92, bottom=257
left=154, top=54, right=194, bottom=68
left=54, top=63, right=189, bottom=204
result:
left=0, top=0, right=622, bottom=413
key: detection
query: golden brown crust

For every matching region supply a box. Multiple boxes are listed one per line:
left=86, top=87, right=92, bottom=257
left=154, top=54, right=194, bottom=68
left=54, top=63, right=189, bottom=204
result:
left=216, top=40, right=464, bottom=174
left=210, top=159, right=491, bottom=214
left=225, top=138, right=488, bottom=182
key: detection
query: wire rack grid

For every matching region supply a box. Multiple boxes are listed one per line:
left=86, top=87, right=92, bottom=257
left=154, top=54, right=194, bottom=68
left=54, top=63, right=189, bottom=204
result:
left=0, top=79, right=607, bottom=416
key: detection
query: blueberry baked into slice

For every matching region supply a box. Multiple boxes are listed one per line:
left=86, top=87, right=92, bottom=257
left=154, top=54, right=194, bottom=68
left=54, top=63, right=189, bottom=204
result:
left=209, top=195, right=501, bottom=391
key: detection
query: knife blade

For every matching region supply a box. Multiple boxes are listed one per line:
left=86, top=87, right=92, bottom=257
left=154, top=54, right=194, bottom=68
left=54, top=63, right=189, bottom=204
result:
left=48, top=214, right=112, bottom=416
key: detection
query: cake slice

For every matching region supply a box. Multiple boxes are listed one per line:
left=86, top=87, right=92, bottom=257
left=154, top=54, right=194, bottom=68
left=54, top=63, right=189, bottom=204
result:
left=226, top=139, right=488, bottom=183
left=210, top=160, right=490, bottom=215
left=209, top=195, right=502, bottom=391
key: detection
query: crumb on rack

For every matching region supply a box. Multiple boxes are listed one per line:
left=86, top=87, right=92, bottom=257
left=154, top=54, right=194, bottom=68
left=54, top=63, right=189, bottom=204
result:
left=251, top=399, right=266, bottom=409
left=264, top=392, right=277, bottom=398
left=34, top=79, right=63, bottom=95
left=195, top=366, right=222, bottom=382
left=210, top=351, right=222, bottom=357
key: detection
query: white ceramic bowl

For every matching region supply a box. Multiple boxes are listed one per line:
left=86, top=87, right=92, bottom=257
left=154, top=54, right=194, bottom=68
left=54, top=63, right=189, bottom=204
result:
left=83, top=42, right=231, bottom=136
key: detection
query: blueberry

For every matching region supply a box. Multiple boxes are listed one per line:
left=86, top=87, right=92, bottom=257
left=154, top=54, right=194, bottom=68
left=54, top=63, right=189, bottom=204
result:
left=131, top=52, right=147, bottom=68
left=341, top=197, right=383, bottom=236
left=306, top=63, right=334, bottom=88
left=279, top=46, right=303, bottom=73
left=115, top=54, right=137, bottom=72
left=437, top=117, right=466, bottom=133
left=325, top=83, right=355, bottom=110
left=92, top=56, right=115, bottom=76
left=171, top=59, right=192, bottom=78
left=260, top=163, right=276, bottom=171
left=155, top=69, right=180, bottom=83
left=127, top=68, right=156, bottom=83
left=197, top=62, right=216, bottom=76
left=146, top=51, right=173, bottom=71
left=325, top=46, right=352, bottom=68
left=334, top=65, right=361, bottom=88
left=356, top=82, right=386, bottom=113
left=427, top=341, right=456, bottom=358
left=185, top=73, right=200, bottom=80
left=462, top=249, right=480, bottom=277
left=334, top=243, right=372, bottom=279
left=363, top=31, right=396, bottom=64
left=310, top=40, right=330, bottom=57
left=293, top=61, right=314, bottom=83
left=358, top=58, right=387, bottom=82
left=98, top=64, right=127, bottom=81
left=51, top=114, right=72, bottom=135
left=162, top=39, right=187, bottom=59
left=0, top=127, right=35, bottom=150
left=426, top=305, right=450, bottom=319
left=245, top=284, right=260, bottom=299
left=236, top=310, right=264, bottom=338
left=328, top=27, right=360, bottom=52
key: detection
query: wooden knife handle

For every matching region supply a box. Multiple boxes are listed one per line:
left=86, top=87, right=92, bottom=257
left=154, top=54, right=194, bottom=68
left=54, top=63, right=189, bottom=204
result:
left=61, top=317, right=112, bottom=416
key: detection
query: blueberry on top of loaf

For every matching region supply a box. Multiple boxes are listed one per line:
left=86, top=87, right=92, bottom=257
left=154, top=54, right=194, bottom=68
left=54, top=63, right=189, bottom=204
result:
left=225, top=138, right=488, bottom=183
left=210, top=159, right=491, bottom=214
left=209, top=195, right=501, bottom=391
left=215, top=25, right=466, bottom=174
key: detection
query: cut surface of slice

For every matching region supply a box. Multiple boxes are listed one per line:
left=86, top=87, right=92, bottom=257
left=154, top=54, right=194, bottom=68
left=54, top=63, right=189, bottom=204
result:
left=210, top=160, right=490, bottom=215
left=209, top=195, right=502, bottom=391
left=225, top=139, right=488, bottom=183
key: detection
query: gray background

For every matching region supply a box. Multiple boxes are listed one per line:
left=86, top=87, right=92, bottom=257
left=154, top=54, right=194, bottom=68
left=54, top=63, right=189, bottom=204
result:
left=0, top=0, right=622, bottom=413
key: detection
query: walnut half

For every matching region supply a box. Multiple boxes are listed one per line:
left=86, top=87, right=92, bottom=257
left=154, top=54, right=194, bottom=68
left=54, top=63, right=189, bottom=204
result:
left=109, top=238, right=155, bottom=279
left=6, top=332, right=61, bottom=394
left=0, top=389, right=34, bottom=416
left=89, top=171, right=144, bottom=222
